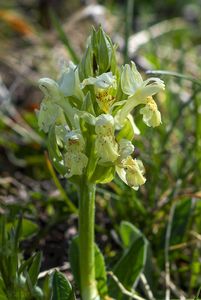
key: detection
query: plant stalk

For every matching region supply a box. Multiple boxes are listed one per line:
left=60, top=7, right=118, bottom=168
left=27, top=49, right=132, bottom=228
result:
left=78, top=178, right=98, bottom=300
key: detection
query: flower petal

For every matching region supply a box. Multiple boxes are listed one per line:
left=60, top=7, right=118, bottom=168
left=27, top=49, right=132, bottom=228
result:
left=118, top=139, right=134, bottom=160
left=121, top=61, right=143, bottom=96
left=140, top=97, right=162, bottom=127
left=59, top=62, right=83, bottom=100
left=81, top=72, right=116, bottom=89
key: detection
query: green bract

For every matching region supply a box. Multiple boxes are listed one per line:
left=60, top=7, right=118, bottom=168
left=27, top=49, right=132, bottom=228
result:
left=38, top=27, right=165, bottom=190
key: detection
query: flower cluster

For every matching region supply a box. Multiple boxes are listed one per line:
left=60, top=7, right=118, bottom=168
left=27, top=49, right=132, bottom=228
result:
left=38, top=27, right=165, bottom=190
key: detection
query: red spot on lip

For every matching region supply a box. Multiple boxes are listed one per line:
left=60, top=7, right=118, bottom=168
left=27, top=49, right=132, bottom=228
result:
left=69, top=139, right=78, bottom=145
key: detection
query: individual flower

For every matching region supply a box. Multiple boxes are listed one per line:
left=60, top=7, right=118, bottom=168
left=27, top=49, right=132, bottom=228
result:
left=95, top=114, right=119, bottom=163
left=116, top=156, right=146, bottom=190
left=38, top=77, right=76, bottom=129
left=140, top=96, right=162, bottom=127
left=118, top=61, right=165, bottom=125
left=63, top=131, right=88, bottom=177
left=81, top=72, right=117, bottom=113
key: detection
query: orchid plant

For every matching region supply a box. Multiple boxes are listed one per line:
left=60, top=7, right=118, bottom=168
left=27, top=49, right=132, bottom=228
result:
left=38, top=27, right=165, bottom=300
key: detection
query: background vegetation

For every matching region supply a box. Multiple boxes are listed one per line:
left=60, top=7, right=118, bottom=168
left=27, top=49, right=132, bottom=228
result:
left=0, top=0, right=201, bottom=299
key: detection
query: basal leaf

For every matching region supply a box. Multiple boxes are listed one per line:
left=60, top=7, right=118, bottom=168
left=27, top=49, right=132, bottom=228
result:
left=108, top=236, right=148, bottom=299
left=120, top=221, right=142, bottom=248
left=169, top=198, right=194, bottom=245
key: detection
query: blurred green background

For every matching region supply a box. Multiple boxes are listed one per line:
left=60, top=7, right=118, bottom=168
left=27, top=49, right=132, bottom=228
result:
left=0, top=0, right=201, bottom=299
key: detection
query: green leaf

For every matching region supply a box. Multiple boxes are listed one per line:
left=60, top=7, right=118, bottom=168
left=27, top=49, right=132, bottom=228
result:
left=94, top=243, right=108, bottom=297
left=52, top=271, right=76, bottom=300
left=49, top=9, right=79, bottom=64
left=0, top=293, right=7, bottom=300
left=6, top=219, right=39, bottom=240
left=108, top=236, right=148, bottom=299
left=120, top=221, right=155, bottom=293
left=169, top=198, right=194, bottom=245
left=120, top=221, right=142, bottom=248
left=21, top=219, right=39, bottom=239
left=194, top=286, right=201, bottom=300
left=42, top=274, right=53, bottom=300
left=14, top=216, right=22, bottom=250
left=0, top=278, right=7, bottom=300
left=69, top=236, right=108, bottom=297
left=28, top=252, right=42, bottom=286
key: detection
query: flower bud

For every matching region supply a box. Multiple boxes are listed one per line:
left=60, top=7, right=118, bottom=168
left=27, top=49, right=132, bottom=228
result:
left=95, top=27, right=113, bottom=74
left=78, top=44, right=94, bottom=82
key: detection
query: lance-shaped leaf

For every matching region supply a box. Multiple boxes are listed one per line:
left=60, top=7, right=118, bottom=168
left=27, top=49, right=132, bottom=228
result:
left=108, top=235, right=148, bottom=299
left=52, top=271, right=76, bottom=300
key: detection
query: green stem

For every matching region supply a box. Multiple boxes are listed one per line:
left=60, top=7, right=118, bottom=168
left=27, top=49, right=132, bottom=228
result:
left=78, top=178, right=98, bottom=300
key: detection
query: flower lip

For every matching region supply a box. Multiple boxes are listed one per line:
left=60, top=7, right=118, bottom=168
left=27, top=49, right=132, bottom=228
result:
left=140, top=96, right=162, bottom=127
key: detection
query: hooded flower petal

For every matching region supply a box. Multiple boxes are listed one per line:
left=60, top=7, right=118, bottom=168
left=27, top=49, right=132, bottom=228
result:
left=38, top=78, right=60, bottom=99
left=118, top=139, right=134, bottom=160
left=81, top=72, right=116, bottom=89
left=58, top=62, right=84, bottom=101
left=38, top=77, right=77, bottom=129
left=121, top=61, right=143, bottom=95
